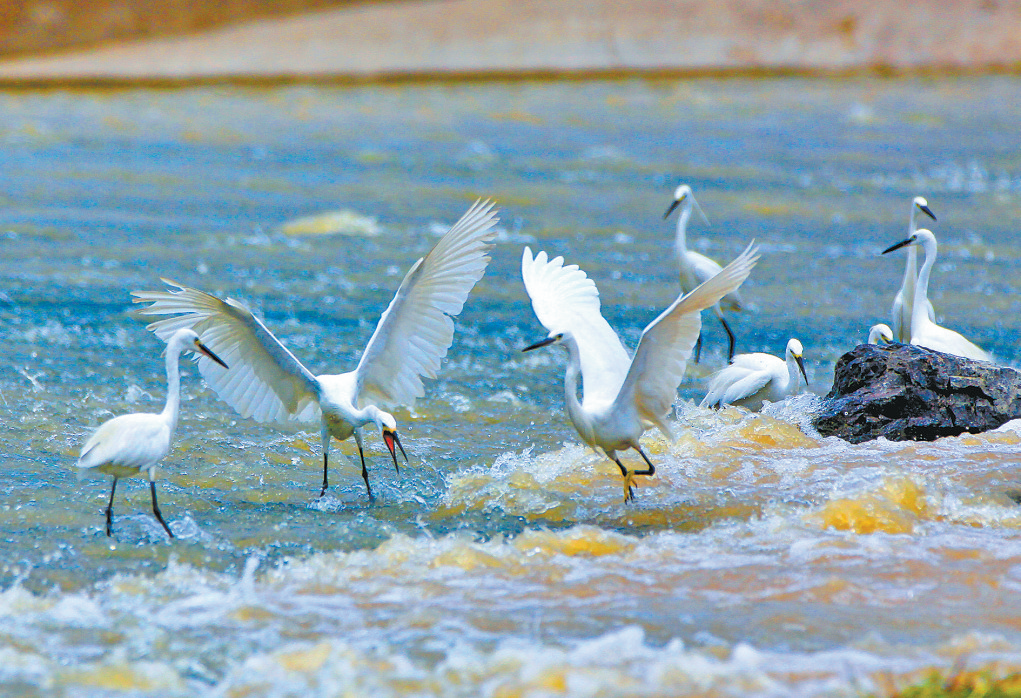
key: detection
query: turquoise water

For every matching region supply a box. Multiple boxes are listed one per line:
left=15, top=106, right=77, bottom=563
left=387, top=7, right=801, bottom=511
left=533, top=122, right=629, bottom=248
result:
left=1, top=77, right=1021, bottom=695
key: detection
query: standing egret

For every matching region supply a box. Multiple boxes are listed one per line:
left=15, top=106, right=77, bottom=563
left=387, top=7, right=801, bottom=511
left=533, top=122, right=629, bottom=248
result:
left=700, top=338, right=808, bottom=412
left=521, top=241, right=759, bottom=502
left=133, top=199, right=499, bottom=501
left=868, top=323, right=894, bottom=345
left=77, top=328, right=229, bottom=538
left=664, top=184, right=746, bottom=362
left=891, top=196, right=937, bottom=343
left=882, top=228, right=991, bottom=361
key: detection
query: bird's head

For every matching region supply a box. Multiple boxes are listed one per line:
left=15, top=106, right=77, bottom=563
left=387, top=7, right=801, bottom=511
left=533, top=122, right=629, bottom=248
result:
left=373, top=410, right=407, bottom=473
left=170, top=328, right=229, bottom=369
left=883, top=228, right=936, bottom=255
left=522, top=332, right=565, bottom=353
left=913, top=196, right=937, bottom=223
left=663, top=184, right=692, bottom=219
left=868, top=323, right=894, bottom=345
left=786, top=338, right=808, bottom=385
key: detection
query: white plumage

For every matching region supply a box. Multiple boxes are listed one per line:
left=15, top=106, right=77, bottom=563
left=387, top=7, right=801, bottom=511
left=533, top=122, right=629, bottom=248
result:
left=132, top=199, right=499, bottom=501
left=664, top=184, right=746, bottom=361
left=882, top=228, right=991, bottom=362
left=77, top=327, right=228, bottom=538
left=700, top=338, right=808, bottom=412
left=522, top=241, right=759, bottom=501
left=890, top=196, right=937, bottom=343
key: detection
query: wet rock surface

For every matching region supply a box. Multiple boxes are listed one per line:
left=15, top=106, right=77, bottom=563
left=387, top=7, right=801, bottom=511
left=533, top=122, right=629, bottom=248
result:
left=813, top=343, right=1021, bottom=443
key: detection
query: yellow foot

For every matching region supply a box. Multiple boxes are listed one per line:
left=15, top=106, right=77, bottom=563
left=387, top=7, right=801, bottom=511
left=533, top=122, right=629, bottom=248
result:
left=622, top=470, right=636, bottom=503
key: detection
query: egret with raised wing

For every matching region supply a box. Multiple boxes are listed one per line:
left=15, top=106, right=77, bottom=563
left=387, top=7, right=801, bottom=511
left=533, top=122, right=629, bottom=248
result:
left=890, top=196, right=937, bottom=343
left=77, top=327, right=229, bottom=538
left=664, top=184, right=747, bottom=362
left=868, top=323, right=894, bottom=345
left=882, top=228, right=991, bottom=361
left=521, top=241, right=759, bottom=502
left=700, top=338, right=808, bottom=412
left=133, top=199, right=499, bottom=501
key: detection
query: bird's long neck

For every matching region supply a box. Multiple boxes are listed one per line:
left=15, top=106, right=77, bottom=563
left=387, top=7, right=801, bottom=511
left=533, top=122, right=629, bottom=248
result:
left=786, top=354, right=802, bottom=392
left=901, top=207, right=921, bottom=293
left=161, top=343, right=183, bottom=436
left=560, top=337, right=590, bottom=441
left=674, top=201, right=692, bottom=255
left=912, top=237, right=936, bottom=331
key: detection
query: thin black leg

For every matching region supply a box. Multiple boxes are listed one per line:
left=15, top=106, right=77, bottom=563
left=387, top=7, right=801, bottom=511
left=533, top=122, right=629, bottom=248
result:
left=150, top=481, right=174, bottom=538
left=720, top=315, right=736, bottom=361
left=693, top=332, right=703, bottom=364
left=105, top=476, right=118, bottom=537
left=319, top=451, right=329, bottom=498
left=633, top=446, right=657, bottom=478
left=359, top=443, right=375, bottom=504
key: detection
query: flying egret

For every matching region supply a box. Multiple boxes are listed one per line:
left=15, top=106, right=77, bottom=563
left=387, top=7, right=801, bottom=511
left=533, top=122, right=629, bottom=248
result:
left=868, top=323, right=894, bottom=345
left=77, top=328, right=229, bottom=538
left=882, top=228, right=991, bottom=361
left=700, top=338, right=808, bottom=412
left=664, top=184, right=746, bottom=362
left=890, top=196, right=937, bottom=343
left=521, top=241, right=759, bottom=502
left=133, top=199, right=499, bottom=501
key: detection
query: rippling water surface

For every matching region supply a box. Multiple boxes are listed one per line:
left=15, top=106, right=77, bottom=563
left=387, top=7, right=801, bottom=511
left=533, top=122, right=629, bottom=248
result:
left=2, top=77, right=1021, bottom=696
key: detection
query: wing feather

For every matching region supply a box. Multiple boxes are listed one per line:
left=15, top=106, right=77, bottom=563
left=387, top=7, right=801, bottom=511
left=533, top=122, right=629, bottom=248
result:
left=521, top=246, right=631, bottom=406
left=354, top=199, right=499, bottom=407
left=618, top=242, right=760, bottom=436
left=131, top=281, right=321, bottom=428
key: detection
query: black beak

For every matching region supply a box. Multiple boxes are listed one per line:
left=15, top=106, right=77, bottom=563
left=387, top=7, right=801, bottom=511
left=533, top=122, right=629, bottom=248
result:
left=795, top=355, right=808, bottom=385
left=196, top=340, right=229, bottom=369
left=882, top=238, right=914, bottom=255
left=383, top=429, right=407, bottom=473
left=920, top=204, right=936, bottom=222
left=663, top=197, right=681, bottom=219
left=522, top=336, right=558, bottom=352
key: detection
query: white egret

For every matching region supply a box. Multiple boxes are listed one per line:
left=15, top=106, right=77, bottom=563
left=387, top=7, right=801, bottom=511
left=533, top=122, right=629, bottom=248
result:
left=700, top=338, right=808, bottom=412
left=77, top=327, right=229, bottom=538
left=521, top=241, right=759, bottom=502
left=882, top=228, right=991, bottom=361
left=868, top=323, right=894, bottom=345
left=890, top=196, right=937, bottom=343
left=133, top=199, right=499, bottom=501
left=664, top=184, right=746, bottom=362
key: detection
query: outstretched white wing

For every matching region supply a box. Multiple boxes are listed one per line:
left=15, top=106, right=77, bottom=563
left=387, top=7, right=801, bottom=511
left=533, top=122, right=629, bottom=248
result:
left=354, top=199, right=499, bottom=408
left=521, top=246, right=631, bottom=406
left=618, top=242, right=760, bottom=437
left=132, top=282, right=321, bottom=427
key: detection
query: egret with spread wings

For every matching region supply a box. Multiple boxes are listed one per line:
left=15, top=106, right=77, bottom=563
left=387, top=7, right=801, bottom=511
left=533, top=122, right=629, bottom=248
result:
left=133, top=199, right=499, bottom=501
left=521, top=241, right=759, bottom=502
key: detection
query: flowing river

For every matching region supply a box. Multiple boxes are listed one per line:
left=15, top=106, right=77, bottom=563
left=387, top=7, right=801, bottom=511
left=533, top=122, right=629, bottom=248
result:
left=1, top=76, right=1021, bottom=696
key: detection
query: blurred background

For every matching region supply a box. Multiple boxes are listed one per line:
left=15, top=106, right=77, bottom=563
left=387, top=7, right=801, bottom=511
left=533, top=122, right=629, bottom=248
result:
left=0, top=0, right=1019, bottom=80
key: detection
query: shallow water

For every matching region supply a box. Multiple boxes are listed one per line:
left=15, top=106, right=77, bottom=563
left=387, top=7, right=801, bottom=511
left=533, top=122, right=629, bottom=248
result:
left=2, top=77, right=1021, bottom=696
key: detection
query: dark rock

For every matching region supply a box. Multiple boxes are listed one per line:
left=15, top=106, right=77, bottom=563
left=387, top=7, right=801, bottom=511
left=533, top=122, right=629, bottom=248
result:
left=813, top=343, right=1021, bottom=443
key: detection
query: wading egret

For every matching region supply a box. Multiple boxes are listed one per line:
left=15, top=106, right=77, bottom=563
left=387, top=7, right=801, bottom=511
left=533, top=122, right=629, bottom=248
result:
left=522, top=241, right=759, bottom=502
left=77, top=328, right=229, bottom=538
left=891, top=196, right=937, bottom=342
left=700, top=338, right=808, bottom=412
left=133, top=199, right=499, bottom=501
left=664, top=184, right=746, bottom=362
left=882, top=228, right=991, bottom=361
left=868, top=323, right=894, bottom=345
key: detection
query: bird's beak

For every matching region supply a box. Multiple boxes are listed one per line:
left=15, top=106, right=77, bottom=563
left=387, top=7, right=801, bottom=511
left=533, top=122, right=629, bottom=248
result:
left=663, top=197, right=682, bottom=219
left=882, top=238, right=914, bottom=255
left=382, top=428, right=407, bottom=473
left=795, top=355, right=809, bottom=385
left=196, top=340, right=229, bottom=369
left=522, top=336, right=558, bottom=352
left=920, top=204, right=936, bottom=222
